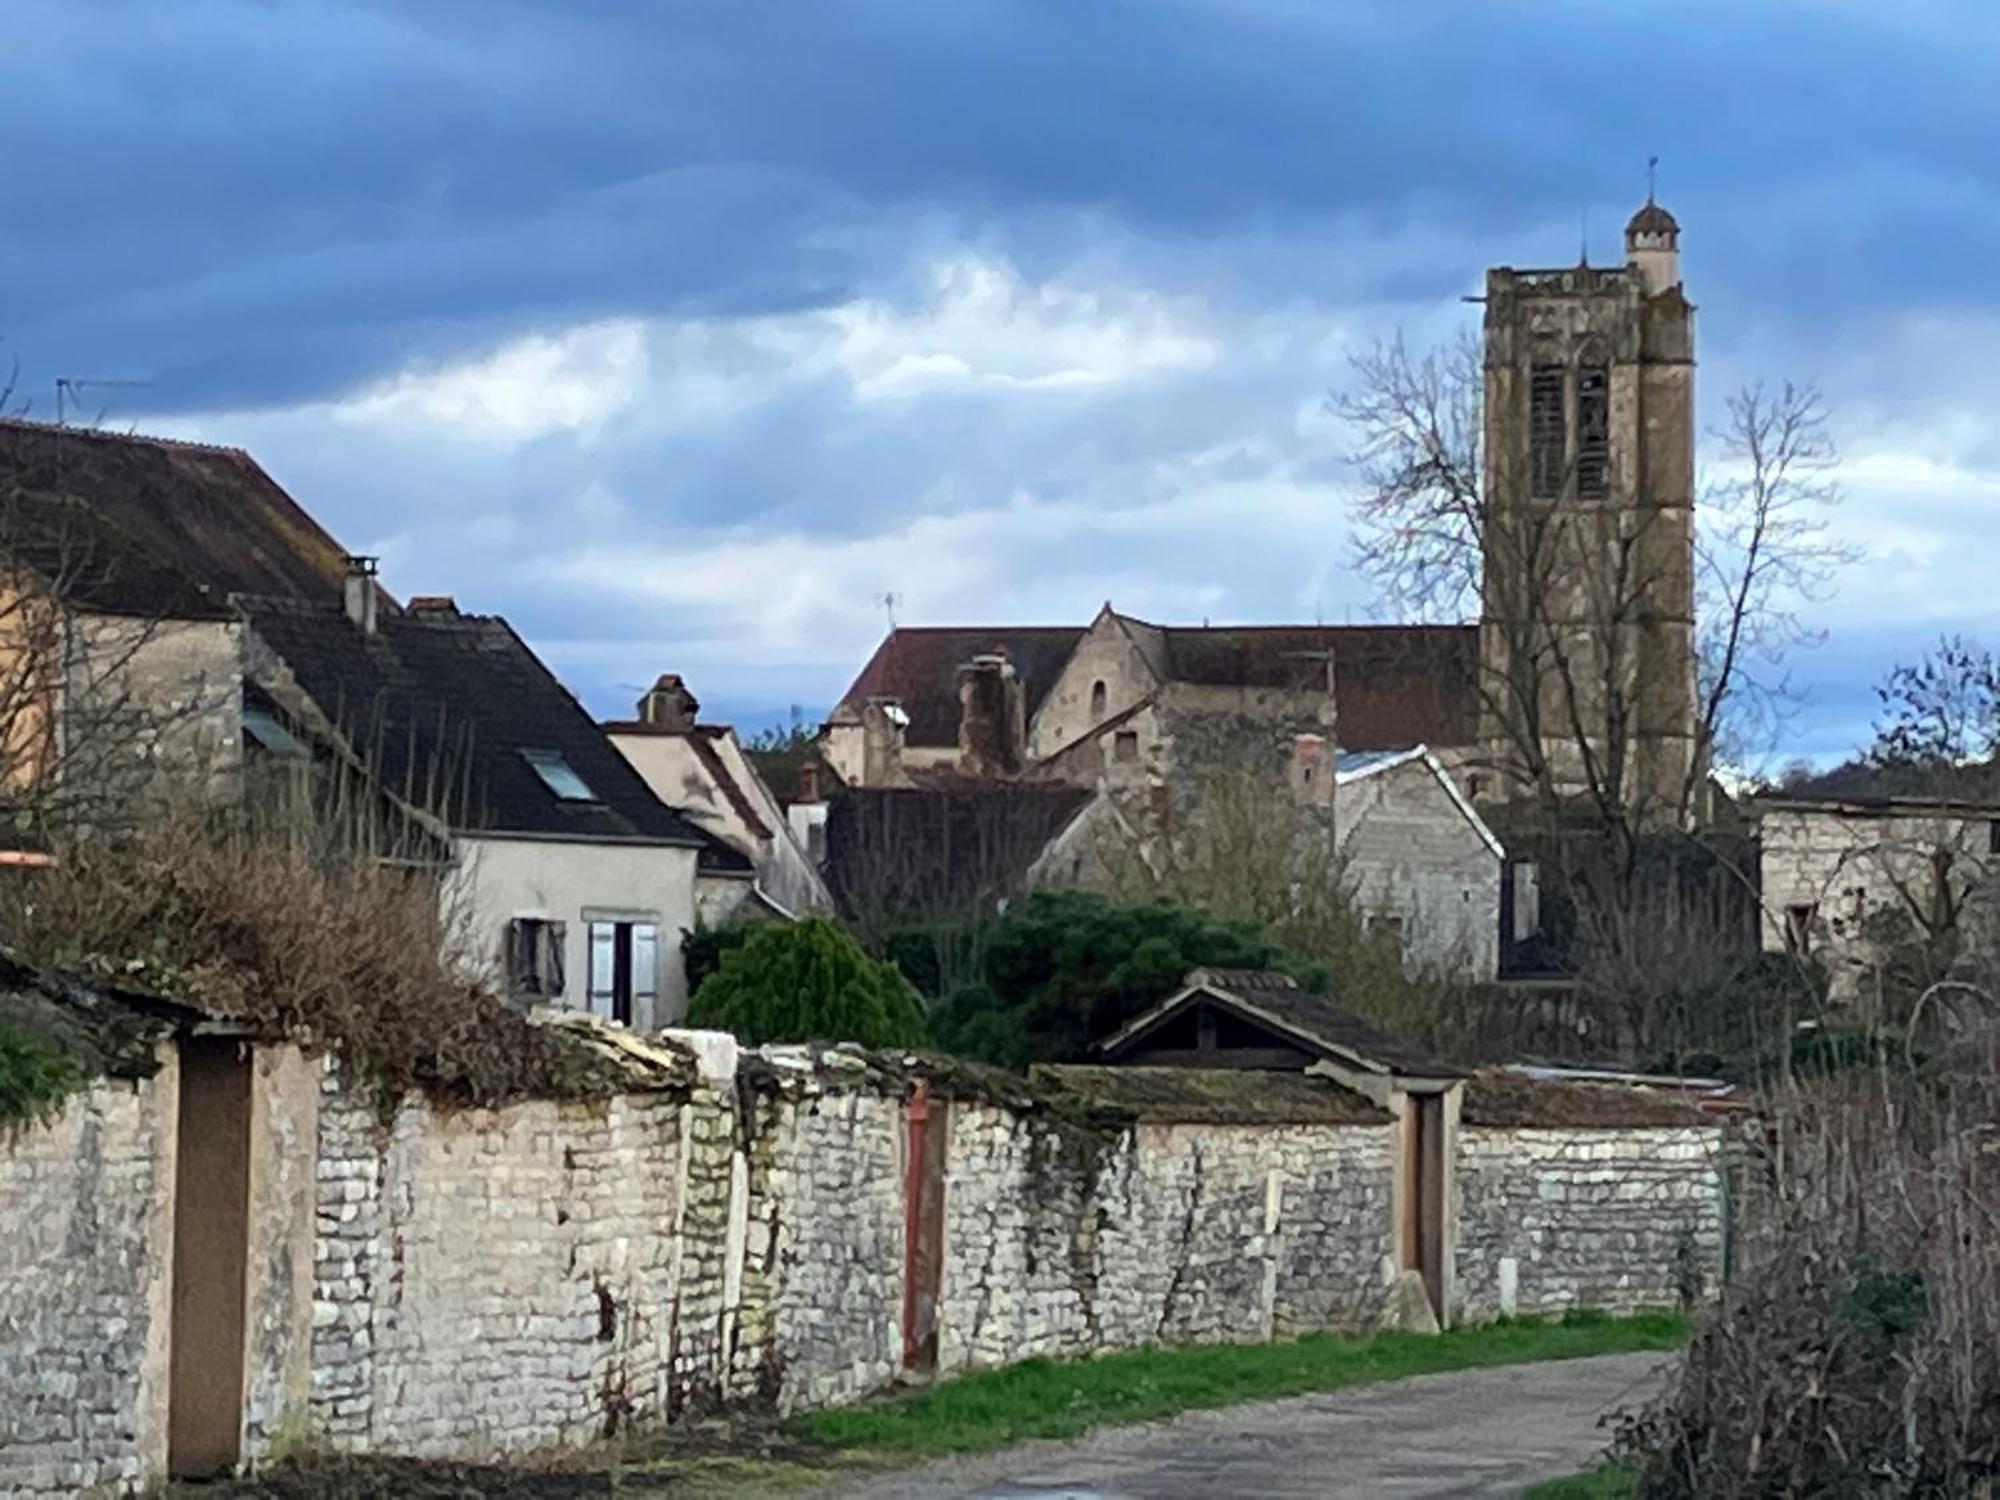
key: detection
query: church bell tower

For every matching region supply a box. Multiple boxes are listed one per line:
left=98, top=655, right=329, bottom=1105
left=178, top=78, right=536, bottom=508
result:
left=1477, top=199, right=1700, bottom=824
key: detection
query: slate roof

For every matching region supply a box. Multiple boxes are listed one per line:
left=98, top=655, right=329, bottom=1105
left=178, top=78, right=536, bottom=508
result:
left=1037, top=1064, right=1391, bottom=1125
left=245, top=598, right=713, bottom=850
left=1104, top=967, right=1468, bottom=1078
left=824, top=783, right=1093, bottom=921
left=832, top=627, right=1087, bottom=748
left=0, top=419, right=369, bottom=606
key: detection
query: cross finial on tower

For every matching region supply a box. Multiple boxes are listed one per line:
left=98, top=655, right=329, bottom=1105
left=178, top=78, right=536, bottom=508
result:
left=1647, top=155, right=1659, bottom=205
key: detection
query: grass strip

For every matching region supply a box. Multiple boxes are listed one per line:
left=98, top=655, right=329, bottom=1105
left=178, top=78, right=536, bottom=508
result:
left=797, top=1308, right=1685, bottom=1458
left=1523, top=1459, right=1641, bottom=1498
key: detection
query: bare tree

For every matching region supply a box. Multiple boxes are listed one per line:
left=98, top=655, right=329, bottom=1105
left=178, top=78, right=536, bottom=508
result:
left=0, top=416, right=242, bottom=841
left=1338, top=340, right=1851, bottom=821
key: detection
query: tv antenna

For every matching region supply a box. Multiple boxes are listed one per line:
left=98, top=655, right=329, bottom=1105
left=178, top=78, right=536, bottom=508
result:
left=1647, top=154, right=1660, bottom=203
left=879, top=590, right=902, bottom=631
left=56, top=376, right=154, bottom=428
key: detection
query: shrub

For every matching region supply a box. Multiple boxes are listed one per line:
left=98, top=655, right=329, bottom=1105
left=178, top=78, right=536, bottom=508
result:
left=921, top=890, right=1311, bottom=1067
left=689, top=917, right=925, bottom=1049
left=1617, top=1055, right=2000, bottom=1495
left=0, top=1018, right=87, bottom=1130
left=0, top=815, right=621, bottom=1109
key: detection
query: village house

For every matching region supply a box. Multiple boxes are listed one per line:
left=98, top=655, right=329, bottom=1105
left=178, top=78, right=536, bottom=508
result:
left=1754, top=761, right=2000, bottom=1009
left=0, top=419, right=720, bottom=1026
left=602, top=672, right=833, bottom=925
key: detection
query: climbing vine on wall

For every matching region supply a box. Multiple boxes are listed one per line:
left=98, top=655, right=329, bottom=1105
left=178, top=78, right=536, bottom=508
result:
left=0, top=1018, right=87, bottom=1131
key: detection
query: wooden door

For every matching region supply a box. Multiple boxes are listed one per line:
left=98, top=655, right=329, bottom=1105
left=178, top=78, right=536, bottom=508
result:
left=169, top=1037, right=252, bottom=1478
left=1399, top=1091, right=1448, bottom=1322
left=900, top=1082, right=949, bottom=1373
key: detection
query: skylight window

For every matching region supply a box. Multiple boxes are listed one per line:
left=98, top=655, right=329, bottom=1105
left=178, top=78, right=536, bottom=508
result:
left=521, top=749, right=597, bottom=802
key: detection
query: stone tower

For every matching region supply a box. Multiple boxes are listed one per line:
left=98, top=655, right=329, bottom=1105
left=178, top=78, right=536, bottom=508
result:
left=1477, top=199, right=1700, bottom=824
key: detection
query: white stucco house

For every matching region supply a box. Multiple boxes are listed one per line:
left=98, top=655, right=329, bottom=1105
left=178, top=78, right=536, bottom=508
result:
left=245, top=592, right=716, bottom=1029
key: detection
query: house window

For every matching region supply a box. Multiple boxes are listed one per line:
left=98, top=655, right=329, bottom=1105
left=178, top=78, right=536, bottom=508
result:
left=1114, top=730, right=1139, bottom=763
left=1576, top=362, right=1609, bottom=499
left=1090, top=680, right=1108, bottom=720
left=1367, top=912, right=1406, bottom=945
left=521, top=748, right=597, bottom=802
left=1988, top=819, right=2000, bottom=857
left=1511, top=861, right=1541, bottom=943
left=1783, top=903, right=1816, bottom=954
left=1529, top=363, right=1566, bottom=498
left=588, top=918, right=660, bottom=1026
left=505, top=918, right=567, bottom=999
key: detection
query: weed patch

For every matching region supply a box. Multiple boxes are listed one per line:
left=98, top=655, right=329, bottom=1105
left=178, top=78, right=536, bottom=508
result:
left=797, top=1310, right=1687, bottom=1457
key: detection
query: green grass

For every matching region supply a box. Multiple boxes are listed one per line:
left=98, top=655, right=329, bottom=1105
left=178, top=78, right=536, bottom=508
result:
left=797, top=1309, right=1687, bottom=1458
left=1524, top=1459, right=1640, bottom=1498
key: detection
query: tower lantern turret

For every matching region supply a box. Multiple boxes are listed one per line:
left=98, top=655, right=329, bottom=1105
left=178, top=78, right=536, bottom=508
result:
left=1625, top=199, right=1680, bottom=296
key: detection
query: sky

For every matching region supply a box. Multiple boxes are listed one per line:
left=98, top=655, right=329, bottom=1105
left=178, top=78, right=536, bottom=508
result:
left=7, top=1, right=2000, bottom=765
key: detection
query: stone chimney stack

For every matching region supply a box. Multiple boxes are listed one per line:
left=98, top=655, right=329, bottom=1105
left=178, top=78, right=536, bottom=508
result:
left=860, top=698, right=908, bottom=785
left=343, top=555, right=379, bottom=635
left=796, top=762, right=821, bottom=804
left=957, top=652, right=1026, bottom=776
left=638, top=674, right=700, bottom=731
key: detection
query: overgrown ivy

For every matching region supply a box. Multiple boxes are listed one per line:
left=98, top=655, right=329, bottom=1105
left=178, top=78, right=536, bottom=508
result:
left=0, top=1018, right=88, bottom=1131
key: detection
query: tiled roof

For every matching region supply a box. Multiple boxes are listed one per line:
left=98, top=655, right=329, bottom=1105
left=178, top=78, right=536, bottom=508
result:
left=832, top=627, right=1086, bottom=748
left=1156, top=623, right=1479, bottom=750
left=1037, top=1064, right=1390, bottom=1125
left=0, top=419, right=370, bottom=606
left=1460, top=1069, right=1712, bottom=1129
left=0, top=489, right=232, bottom=620
left=1107, top=967, right=1467, bottom=1078
left=245, top=598, right=710, bottom=848
left=1755, top=757, right=2000, bottom=810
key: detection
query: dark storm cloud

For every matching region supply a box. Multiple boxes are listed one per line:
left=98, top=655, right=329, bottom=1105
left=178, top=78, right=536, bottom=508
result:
left=6, top=1, right=1999, bottom=412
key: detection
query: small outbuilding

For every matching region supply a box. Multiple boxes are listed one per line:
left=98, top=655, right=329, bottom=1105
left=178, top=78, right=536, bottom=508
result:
left=1098, top=966, right=1467, bottom=1324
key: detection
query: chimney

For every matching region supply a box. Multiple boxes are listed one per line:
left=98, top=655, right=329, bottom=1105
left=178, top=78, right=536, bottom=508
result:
left=860, top=697, right=908, bottom=785
left=957, top=652, right=1025, bottom=776
left=343, top=555, right=379, bottom=635
left=638, top=674, right=700, bottom=731
left=796, top=762, right=821, bottom=804
left=408, top=595, right=458, bottom=616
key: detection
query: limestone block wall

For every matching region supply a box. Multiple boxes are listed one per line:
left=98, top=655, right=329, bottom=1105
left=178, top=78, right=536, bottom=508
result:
left=1455, top=1125, right=1724, bottom=1321
left=938, top=1107, right=1397, bottom=1375
left=307, top=1069, right=695, bottom=1457
left=0, top=1063, right=177, bottom=1497
left=739, top=1078, right=907, bottom=1412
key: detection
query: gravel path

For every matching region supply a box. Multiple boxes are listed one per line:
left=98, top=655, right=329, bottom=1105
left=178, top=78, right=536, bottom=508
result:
left=831, top=1349, right=1674, bottom=1499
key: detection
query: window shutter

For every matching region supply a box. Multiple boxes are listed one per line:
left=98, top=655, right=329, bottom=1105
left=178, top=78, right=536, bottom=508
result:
left=504, top=919, right=531, bottom=992
left=543, top=921, right=567, bottom=998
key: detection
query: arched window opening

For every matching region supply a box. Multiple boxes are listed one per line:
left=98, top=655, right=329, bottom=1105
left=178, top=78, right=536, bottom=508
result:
left=1576, top=357, right=1609, bottom=500
left=1529, top=363, right=1566, bottom=498
left=1090, top=680, right=1107, bottom=719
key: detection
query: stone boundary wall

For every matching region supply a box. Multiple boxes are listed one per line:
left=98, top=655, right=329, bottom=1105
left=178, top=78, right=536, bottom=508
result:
left=939, top=1107, right=1398, bottom=1374
left=0, top=1065, right=178, bottom=1497
left=0, top=1035, right=1732, bottom=1494
left=1454, top=1125, right=1725, bottom=1322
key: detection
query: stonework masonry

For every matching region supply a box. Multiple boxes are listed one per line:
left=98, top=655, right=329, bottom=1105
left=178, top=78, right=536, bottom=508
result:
left=1, top=1035, right=1727, bottom=1494
left=0, top=1062, right=178, bottom=1497
left=1455, top=1125, right=1724, bottom=1322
